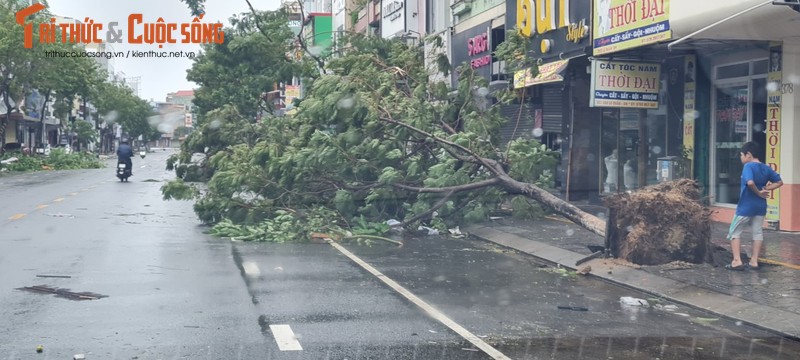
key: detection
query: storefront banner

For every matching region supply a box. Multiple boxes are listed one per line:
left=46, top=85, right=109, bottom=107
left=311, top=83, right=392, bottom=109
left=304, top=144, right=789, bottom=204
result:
left=513, top=59, right=569, bottom=89
left=590, top=60, right=661, bottom=109
left=593, top=0, right=672, bottom=56
left=682, top=55, right=696, bottom=176
left=766, top=43, right=782, bottom=222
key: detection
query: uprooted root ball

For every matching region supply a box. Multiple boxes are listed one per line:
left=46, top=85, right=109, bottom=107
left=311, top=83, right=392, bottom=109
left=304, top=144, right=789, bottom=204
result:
left=604, top=179, right=714, bottom=265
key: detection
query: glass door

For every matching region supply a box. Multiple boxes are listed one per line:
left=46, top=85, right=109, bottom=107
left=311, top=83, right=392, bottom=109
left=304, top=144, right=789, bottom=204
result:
left=712, top=82, right=749, bottom=205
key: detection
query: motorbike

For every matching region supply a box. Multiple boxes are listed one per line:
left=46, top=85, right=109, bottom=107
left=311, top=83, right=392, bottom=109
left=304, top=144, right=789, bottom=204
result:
left=116, top=161, right=131, bottom=182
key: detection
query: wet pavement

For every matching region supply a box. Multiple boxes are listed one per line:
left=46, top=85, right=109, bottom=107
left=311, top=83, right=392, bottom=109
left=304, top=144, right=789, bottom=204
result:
left=0, top=151, right=798, bottom=359
left=483, top=215, right=800, bottom=320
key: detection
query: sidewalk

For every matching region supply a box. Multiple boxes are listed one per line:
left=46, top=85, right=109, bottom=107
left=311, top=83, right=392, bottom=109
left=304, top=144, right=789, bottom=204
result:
left=466, top=215, right=800, bottom=339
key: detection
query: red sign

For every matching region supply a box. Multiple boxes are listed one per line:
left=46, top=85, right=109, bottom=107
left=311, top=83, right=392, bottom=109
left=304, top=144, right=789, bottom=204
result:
left=467, top=32, right=490, bottom=69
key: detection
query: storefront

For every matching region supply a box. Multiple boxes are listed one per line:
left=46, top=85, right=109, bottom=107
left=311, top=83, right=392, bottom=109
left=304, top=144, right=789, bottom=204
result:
left=506, top=0, right=593, bottom=198
left=665, top=0, right=800, bottom=231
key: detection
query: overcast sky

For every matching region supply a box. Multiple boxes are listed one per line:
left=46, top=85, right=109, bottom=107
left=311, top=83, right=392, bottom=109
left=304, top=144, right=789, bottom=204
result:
left=48, top=0, right=281, bottom=103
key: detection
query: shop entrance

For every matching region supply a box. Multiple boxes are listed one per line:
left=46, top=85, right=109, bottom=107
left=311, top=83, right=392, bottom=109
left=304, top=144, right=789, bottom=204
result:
left=710, top=59, right=768, bottom=206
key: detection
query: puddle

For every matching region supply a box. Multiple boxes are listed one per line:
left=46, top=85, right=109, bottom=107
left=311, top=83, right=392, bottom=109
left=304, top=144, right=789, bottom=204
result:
left=16, top=285, right=108, bottom=301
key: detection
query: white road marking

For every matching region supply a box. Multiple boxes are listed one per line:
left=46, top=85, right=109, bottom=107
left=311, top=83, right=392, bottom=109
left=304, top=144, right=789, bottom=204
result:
left=269, top=324, right=303, bottom=351
left=326, top=240, right=511, bottom=360
left=242, top=261, right=261, bottom=277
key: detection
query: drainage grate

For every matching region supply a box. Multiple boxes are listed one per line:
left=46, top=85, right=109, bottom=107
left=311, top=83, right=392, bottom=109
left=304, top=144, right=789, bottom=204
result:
left=16, top=285, right=108, bottom=301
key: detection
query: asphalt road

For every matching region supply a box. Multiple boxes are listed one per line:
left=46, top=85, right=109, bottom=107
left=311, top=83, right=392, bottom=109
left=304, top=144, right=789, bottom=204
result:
left=1, top=150, right=799, bottom=359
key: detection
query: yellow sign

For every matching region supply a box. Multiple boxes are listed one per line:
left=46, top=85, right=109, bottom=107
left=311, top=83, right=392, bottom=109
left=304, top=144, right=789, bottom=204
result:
left=590, top=60, right=661, bottom=108
left=766, top=44, right=782, bottom=222
left=683, top=55, right=696, bottom=176
left=513, top=59, right=569, bottom=89
left=593, top=0, right=672, bottom=56
left=516, top=0, right=589, bottom=53
left=285, top=85, right=300, bottom=110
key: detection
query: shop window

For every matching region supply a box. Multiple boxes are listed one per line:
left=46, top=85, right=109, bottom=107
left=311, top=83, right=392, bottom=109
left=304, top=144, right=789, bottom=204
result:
left=716, top=63, right=749, bottom=80
left=753, top=60, right=768, bottom=75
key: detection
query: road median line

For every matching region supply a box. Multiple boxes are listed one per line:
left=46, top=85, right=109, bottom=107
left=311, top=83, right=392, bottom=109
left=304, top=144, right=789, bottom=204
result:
left=326, top=239, right=511, bottom=360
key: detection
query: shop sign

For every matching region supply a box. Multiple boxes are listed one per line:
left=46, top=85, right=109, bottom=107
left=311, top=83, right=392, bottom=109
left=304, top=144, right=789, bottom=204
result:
left=682, top=55, right=696, bottom=176
left=381, top=0, right=406, bottom=38
left=590, top=60, right=661, bottom=109
left=507, top=0, right=591, bottom=63
left=593, top=0, right=672, bottom=56
left=766, top=43, right=782, bottom=222
left=450, top=22, right=493, bottom=87
left=285, top=85, right=300, bottom=110
left=513, top=59, right=569, bottom=89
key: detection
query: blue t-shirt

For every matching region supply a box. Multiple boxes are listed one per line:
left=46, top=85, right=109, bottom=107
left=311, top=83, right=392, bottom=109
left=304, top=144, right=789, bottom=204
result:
left=737, top=162, right=782, bottom=216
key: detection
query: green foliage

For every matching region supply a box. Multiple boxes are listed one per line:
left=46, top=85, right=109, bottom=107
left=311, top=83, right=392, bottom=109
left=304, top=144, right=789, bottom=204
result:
left=507, top=139, right=559, bottom=188
left=510, top=195, right=546, bottom=220
left=165, top=5, right=560, bottom=243
left=161, top=179, right=200, bottom=201
left=494, top=30, right=539, bottom=76
left=0, top=149, right=102, bottom=172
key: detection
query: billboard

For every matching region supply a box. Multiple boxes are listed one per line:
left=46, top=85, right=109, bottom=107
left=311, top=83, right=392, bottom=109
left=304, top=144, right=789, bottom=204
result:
left=593, top=0, right=671, bottom=56
left=590, top=60, right=661, bottom=109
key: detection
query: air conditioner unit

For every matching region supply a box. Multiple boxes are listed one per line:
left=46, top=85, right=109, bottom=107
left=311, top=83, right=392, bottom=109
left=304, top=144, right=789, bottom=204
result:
left=452, top=1, right=471, bottom=16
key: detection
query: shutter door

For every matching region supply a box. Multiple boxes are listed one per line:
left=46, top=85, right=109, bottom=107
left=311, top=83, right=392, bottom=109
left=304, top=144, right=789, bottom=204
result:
left=542, top=84, right=563, bottom=133
left=498, top=102, right=537, bottom=146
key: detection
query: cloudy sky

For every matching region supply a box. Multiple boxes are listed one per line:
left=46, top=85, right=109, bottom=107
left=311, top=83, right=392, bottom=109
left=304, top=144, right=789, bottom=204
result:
left=48, top=0, right=282, bottom=103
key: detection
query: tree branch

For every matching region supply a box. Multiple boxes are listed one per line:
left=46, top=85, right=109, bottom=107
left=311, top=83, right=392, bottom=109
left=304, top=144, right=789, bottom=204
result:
left=377, top=112, right=502, bottom=177
left=402, top=190, right=455, bottom=227
left=392, top=177, right=499, bottom=193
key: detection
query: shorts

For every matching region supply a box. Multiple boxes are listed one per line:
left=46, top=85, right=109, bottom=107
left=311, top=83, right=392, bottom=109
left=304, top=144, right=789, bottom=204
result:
left=726, top=215, right=764, bottom=241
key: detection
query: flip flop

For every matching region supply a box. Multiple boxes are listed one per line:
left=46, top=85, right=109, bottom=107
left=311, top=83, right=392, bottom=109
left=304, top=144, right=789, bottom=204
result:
left=726, top=264, right=745, bottom=271
left=747, top=264, right=760, bottom=270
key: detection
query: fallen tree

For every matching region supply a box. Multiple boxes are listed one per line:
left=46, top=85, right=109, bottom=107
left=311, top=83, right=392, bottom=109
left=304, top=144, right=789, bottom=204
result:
left=164, top=2, right=606, bottom=241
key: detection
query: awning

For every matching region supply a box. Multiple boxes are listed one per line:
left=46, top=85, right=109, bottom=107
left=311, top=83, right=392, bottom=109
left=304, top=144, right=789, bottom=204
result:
left=668, top=0, right=800, bottom=49
left=513, top=59, right=569, bottom=89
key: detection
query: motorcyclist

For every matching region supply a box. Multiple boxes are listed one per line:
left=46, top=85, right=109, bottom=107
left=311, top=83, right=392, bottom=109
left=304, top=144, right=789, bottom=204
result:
left=117, top=140, right=134, bottom=176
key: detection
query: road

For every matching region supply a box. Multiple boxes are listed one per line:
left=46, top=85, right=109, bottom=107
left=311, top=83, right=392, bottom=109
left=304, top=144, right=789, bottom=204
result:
left=1, top=150, right=799, bottom=359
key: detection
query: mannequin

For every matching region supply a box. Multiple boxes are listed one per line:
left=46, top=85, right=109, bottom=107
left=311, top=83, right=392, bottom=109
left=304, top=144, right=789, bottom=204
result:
left=604, top=149, right=618, bottom=192
left=624, top=159, right=637, bottom=190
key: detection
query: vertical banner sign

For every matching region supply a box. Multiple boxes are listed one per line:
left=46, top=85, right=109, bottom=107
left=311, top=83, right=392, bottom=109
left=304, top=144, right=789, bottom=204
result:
left=593, top=0, right=672, bottom=56
left=590, top=60, right=661, bottom=109
left=766, top=43, right=782, bottom=222
left=683, top=55, right=696, bottom=176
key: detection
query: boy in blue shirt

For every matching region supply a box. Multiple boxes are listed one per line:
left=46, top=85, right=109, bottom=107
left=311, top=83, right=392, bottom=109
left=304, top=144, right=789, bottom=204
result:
left=726, top=142, right=783, bottom=270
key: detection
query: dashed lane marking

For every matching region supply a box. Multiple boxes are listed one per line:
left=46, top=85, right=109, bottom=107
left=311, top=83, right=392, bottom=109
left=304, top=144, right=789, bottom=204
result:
left=36, top=205, right=49, bottom=210
left=269, top=324, right=303, bottom=351
left=53, top=198, right=64, bottom=203
left=326, top=240, right=511, bottom=360
left=242, top=261, right=261, bottom=277
left=8, top=213, right=26, bottom=221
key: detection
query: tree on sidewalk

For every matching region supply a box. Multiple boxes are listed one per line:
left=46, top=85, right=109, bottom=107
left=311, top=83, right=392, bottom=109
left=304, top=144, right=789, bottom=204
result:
left=0, top=1, right=38, bottom=152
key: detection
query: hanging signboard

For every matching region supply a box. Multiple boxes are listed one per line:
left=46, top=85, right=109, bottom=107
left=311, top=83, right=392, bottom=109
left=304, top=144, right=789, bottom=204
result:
left=590, top=60, right=661, bottom=109
left=683, top=55, right=696, bottom=176
left=513, top=59, right=569, bottom=89
left=593, top=0, right=672, bottom=56
left=766, top=43, right=782, bottom=222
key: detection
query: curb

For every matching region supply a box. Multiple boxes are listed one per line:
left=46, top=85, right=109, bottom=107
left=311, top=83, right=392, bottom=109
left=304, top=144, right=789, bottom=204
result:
left=466, top=224, right=800, bottom=341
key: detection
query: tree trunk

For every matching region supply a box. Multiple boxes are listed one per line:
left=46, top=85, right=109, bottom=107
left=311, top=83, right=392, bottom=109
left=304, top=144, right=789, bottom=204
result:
left=2, top=87, right=13, bottom=152
left=40, top=91, right=50, bottom=146
left=498, top=175, right=607, bottom=238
